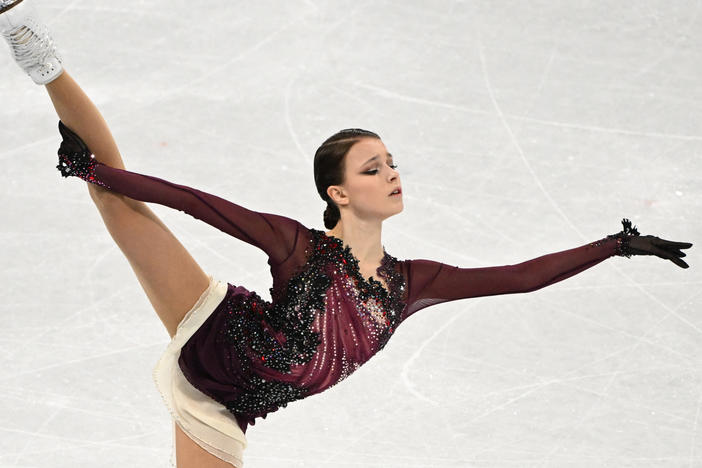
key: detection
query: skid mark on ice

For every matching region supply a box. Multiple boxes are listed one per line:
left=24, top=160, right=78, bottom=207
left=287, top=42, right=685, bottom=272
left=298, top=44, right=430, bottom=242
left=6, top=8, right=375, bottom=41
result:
left=3, top=340, right=161, bottom=381
left=409, top=178, right=550, bottom=205
left=0, top=135, right=56, bottom=160
left=400, top=299, right=485, bottom=406
left=476, top=39, right=701, bottom=463
left=453, top=292, right=702, bottom=458
left=528, top=48, right=557, bottom=113
left=317, top=384, right=416, bottom=464
left=511, top=114, right=702, bottom=141
left=406, top=185, right=522, bottom=246
left=632, top=3, right=701, bottom=79
left=2, top=287, right=128, bottom=364
left=463, top=336, right=694, bottom=458
left=155, top=16, right=306, bottom=97
left=535, top=293, right=693, bottom=360
left=168, top=222, right=243, bottom=270
left=10, top=9, right=316, bottom=148
left=354, top=81, right=494, bottom=116
left=477, top=36, right=583, bottom=241
left=432, top=305, right=691, bottom=384
left=284, top=15, right=348, bottom=164
left=691, top=387, right=702, bottom=466
left=330, top=84, right=379, bottom=109
left=447, top=341, right=661, bottom=408
left=11, top=404, right=63, bottom=464
left=536, top=287, right=702, bottom=466
left=0, top=427, right=162, bottom=460
left=1, top=386, right=155, bottom=421
left=436, top=288, right=701, bottom=459
left=556, top=280, right=702, bottom=291
left=3, top=243, right=122, bottom=364
left=611, top=262, right=702, bottom=337
left=516, top=25, right=561, bottom=127
left=284, top=69, right=309, bottom=164
left=44, top=0, right=82, bottom=25
left=351, top=82, right=702, bottom=141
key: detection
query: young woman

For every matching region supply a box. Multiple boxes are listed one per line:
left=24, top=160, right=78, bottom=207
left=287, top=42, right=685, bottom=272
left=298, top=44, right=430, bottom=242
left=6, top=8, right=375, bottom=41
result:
left=2, top=1, right=693, bottom=467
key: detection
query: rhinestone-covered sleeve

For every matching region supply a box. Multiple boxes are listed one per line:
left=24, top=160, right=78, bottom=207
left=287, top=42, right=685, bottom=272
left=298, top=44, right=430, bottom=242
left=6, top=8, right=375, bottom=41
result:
left=55, top=121, right=304, bottom=266
left=585, top=218, right=640, bottom=258
left=401, top=224, right=631, bottom=320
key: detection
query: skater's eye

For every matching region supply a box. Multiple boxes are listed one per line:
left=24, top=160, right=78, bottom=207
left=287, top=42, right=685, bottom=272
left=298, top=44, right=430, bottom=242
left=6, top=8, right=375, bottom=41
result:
left=365, top=164, right=398, bottom=175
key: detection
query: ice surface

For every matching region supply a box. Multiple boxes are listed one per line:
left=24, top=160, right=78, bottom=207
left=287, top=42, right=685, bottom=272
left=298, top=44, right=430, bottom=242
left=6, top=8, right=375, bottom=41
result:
left=0, top=0, right=700, bottom=467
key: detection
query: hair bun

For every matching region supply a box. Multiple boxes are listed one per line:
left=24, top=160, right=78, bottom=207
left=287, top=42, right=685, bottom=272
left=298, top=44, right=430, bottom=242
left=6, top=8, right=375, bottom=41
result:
left=323, top=202, right=340, bottom=230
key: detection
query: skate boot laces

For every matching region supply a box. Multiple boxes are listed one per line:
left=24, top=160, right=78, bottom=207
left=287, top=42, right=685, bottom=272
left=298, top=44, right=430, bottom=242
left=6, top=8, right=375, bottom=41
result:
left=0, top=0, right=24, bottom=15
left=2, top=13, right=61, bottom=72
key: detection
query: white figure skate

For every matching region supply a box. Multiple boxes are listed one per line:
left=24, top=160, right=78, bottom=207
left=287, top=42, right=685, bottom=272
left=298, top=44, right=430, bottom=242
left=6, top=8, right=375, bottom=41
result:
left=1, top=0, right=23, bottom=14
left=1, top=0, right=63, bottom=84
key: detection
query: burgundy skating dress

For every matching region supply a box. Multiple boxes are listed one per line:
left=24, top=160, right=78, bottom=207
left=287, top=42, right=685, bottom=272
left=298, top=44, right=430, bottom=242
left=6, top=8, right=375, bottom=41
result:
left=56, top=139, right=635, bottom=464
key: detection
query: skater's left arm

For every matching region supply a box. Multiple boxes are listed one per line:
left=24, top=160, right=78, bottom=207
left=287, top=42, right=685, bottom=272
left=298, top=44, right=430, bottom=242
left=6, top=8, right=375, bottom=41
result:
left=400, top=221, right=692, bottom=320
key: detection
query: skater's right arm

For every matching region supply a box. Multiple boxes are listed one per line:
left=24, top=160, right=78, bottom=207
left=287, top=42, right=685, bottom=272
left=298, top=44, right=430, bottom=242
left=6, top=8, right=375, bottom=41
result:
left=56, top=121, right=303, bottom=266
left=99, top=164, right=303, bottom=265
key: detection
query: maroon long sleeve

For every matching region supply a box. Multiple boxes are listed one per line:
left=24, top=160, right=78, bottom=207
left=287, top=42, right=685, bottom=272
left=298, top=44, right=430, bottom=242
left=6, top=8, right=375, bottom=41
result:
left=91, top=162, right=304, bottom=267
left=399, top=237, right=621, bottom=320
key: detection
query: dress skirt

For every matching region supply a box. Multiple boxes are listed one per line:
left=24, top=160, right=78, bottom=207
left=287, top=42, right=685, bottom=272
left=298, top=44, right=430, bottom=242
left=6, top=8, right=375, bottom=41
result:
left=152, top=274, right=248, bottom=468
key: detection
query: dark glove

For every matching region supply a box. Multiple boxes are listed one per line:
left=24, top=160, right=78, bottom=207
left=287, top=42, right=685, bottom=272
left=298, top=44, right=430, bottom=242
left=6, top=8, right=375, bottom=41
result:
left=55, top=120, right=110, bottom=189
left=629, top=235, right=693, bottom=269
left=56, top=120, right=93, bottom=178
left=608, top=218, right=693, bottom=269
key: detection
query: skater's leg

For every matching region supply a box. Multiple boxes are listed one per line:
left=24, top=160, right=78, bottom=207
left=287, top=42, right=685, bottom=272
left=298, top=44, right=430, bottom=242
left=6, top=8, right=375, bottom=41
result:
left=47, top=70, right=228, bottom=468
left=1, top=1, right=210, bottom=337
left=44, top=71, right=210, bottom=338
left=175, top=423, right=240, bottom=468
left=46, top=71, right=126, bottom=171
left=4, top=4, right=235, bottom=466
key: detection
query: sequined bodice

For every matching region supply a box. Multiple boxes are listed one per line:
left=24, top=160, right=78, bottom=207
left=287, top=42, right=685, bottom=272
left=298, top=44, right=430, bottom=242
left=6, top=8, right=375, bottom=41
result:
left=307, top=228, right=407, bottom=354
left=214, top=228, right=407, bottom=419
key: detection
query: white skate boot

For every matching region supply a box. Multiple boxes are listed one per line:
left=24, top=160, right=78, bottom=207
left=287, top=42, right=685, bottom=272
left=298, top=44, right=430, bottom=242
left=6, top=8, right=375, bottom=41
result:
left=1, top=0, right=63, bottom=85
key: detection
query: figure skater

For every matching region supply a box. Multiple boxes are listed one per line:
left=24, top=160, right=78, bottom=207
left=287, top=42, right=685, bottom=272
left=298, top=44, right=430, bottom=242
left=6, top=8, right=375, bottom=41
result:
left=1, top=1, right=693, bottom=467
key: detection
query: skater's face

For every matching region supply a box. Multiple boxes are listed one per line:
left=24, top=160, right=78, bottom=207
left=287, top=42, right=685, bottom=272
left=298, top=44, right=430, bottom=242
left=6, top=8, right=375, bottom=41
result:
left=326, top=138, right=403, bottom=222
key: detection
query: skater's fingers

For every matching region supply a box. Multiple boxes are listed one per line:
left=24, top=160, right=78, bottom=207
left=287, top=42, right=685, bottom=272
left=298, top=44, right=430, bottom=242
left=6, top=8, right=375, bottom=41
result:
left=671, top=257, right=690, bottom=269
left=648, top=245, right=690, bottom=268
left=653, top=238, right=693, bottom=249
left=657, top=245, right=687, bottom=258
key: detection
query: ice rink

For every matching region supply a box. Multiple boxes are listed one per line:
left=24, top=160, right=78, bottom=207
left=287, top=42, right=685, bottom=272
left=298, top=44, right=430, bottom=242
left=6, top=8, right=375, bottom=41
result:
left=1, top=0, right=700, bottom=466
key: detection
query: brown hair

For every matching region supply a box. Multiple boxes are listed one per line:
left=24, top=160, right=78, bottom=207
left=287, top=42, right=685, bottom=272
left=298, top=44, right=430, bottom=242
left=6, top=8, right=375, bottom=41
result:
left=313, top=128, right=381, bottom=229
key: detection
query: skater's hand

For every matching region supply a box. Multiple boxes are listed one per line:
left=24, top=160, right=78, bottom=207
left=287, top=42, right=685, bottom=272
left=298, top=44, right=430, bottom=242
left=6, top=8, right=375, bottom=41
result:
left=57, top=120, right=91, bottom=158
left=628, top=235, right=693, bottom=269
left=56, top=120, right=101, bottom=181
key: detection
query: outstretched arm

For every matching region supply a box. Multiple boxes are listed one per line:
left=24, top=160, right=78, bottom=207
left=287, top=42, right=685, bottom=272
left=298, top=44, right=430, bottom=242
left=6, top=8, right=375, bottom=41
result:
left=401, top=221, right=692, bottom=321
left=92, top=162, right=302, bottom=266
left=401, top=236, right=622, bottom=320
left=56, top=119, right=304, bottom=266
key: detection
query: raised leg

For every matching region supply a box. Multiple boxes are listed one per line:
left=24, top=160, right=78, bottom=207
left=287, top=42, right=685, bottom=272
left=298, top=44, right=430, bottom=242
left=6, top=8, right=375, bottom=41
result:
left=4, top=6, right=232, bottom=463
left=44, top=70, right=210, bottom=338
